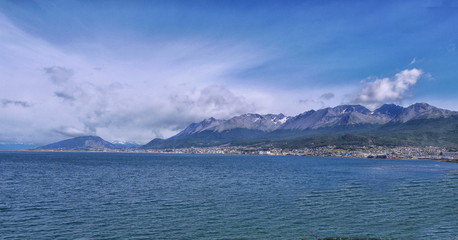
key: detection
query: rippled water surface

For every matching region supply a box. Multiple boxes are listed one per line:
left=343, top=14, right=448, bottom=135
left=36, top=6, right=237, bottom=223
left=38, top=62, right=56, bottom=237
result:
left=1, top=151, right=457, bottom=239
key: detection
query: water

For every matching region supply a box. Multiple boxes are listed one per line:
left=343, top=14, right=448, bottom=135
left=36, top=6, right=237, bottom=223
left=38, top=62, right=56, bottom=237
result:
left=1, top=151, right=457, bottom=240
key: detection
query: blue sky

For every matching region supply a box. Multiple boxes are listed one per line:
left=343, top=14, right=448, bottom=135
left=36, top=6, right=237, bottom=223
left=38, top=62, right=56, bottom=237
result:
left=1, top=0, right=458, bottom=144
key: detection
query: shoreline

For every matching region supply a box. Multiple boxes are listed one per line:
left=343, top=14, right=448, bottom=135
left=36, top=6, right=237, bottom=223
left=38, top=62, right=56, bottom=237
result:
left=11, top=149, right=458, bottom=163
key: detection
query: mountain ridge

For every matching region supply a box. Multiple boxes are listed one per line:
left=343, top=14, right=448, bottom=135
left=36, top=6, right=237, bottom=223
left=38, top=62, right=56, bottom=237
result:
left=173, top=103, right=457, bottom=137
left=173, top=113, right=289, bottom=138
left=144, top=102, right=458, bottom=149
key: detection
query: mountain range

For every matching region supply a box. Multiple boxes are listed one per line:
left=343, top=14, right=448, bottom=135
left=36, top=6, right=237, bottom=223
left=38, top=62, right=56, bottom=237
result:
left=36, top=103, right=458, bottom=150
left=144, top=103, right=458, bottom=149
left=173, top=103, right=455, bottom=134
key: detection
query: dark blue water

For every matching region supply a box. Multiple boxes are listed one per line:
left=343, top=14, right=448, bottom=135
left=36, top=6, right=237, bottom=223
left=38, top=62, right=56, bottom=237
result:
left=1, top=152, right=457, bottom=240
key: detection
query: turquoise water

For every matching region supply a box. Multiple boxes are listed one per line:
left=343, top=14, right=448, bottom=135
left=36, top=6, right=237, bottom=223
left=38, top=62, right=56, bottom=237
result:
left=1, top=152, right=457, bottom=240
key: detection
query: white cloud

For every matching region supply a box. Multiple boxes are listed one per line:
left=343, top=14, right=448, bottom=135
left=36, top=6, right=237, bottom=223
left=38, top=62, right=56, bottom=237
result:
left=352, top=68, right=423, bottom=109
left=0, top=14, right=273, bottom=144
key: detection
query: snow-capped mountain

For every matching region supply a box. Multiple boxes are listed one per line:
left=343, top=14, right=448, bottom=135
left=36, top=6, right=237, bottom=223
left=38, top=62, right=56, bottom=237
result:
left=173, top=113, right=290, bottom=138
left=172, top=103, right=457, bottom=138
left=281, top=103, right=457, bottom=130
left=391, top=103, right=456, bottom=123
left=280, top=105, right=391, bottom=130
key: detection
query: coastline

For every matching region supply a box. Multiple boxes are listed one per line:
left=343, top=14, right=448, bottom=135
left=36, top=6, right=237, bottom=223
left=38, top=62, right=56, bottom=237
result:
left=17, top=148, right=458, bottom=163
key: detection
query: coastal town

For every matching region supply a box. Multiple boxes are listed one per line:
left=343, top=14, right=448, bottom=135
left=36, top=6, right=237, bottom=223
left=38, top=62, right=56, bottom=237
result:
left=135, top=145, right=458, bottom=162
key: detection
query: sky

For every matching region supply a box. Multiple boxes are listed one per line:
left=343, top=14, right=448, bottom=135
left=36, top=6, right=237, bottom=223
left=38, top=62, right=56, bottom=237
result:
left=1, top=0, right=458, bottom=145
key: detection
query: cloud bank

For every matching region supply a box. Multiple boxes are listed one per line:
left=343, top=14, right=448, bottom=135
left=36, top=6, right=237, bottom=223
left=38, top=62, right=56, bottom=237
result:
left=0, top=14, right=273, bottom=144
left=352, top=68, right=423, bottom=109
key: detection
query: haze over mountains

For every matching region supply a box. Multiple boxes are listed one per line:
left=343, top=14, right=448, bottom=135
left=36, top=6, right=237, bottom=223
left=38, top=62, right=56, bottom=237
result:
left=36, top=103, right=458, bottom=150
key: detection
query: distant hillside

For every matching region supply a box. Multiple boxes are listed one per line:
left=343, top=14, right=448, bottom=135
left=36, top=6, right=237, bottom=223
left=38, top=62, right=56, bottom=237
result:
left=143, top=103, right=458, bottom=149
left=37, top=136, right=117, bottom=150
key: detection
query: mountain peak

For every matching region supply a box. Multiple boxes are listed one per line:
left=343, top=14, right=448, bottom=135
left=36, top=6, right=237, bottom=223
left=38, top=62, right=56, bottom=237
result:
left=281, top=104, right=377, bottom=130
left=73, top=135, right=103, bottom=140
left=378, top=103, right=400, bottom=108
left=204, top=117, right=217, bottom=122
left=37, top=135, right=116, bottom=150
left=409, top=102, right=433, bottom=109
left=392, top=103, right=456, bottom=122
left=331, top=105, right=370, bottom=114
left=374, top=104, right=405, bottom=118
